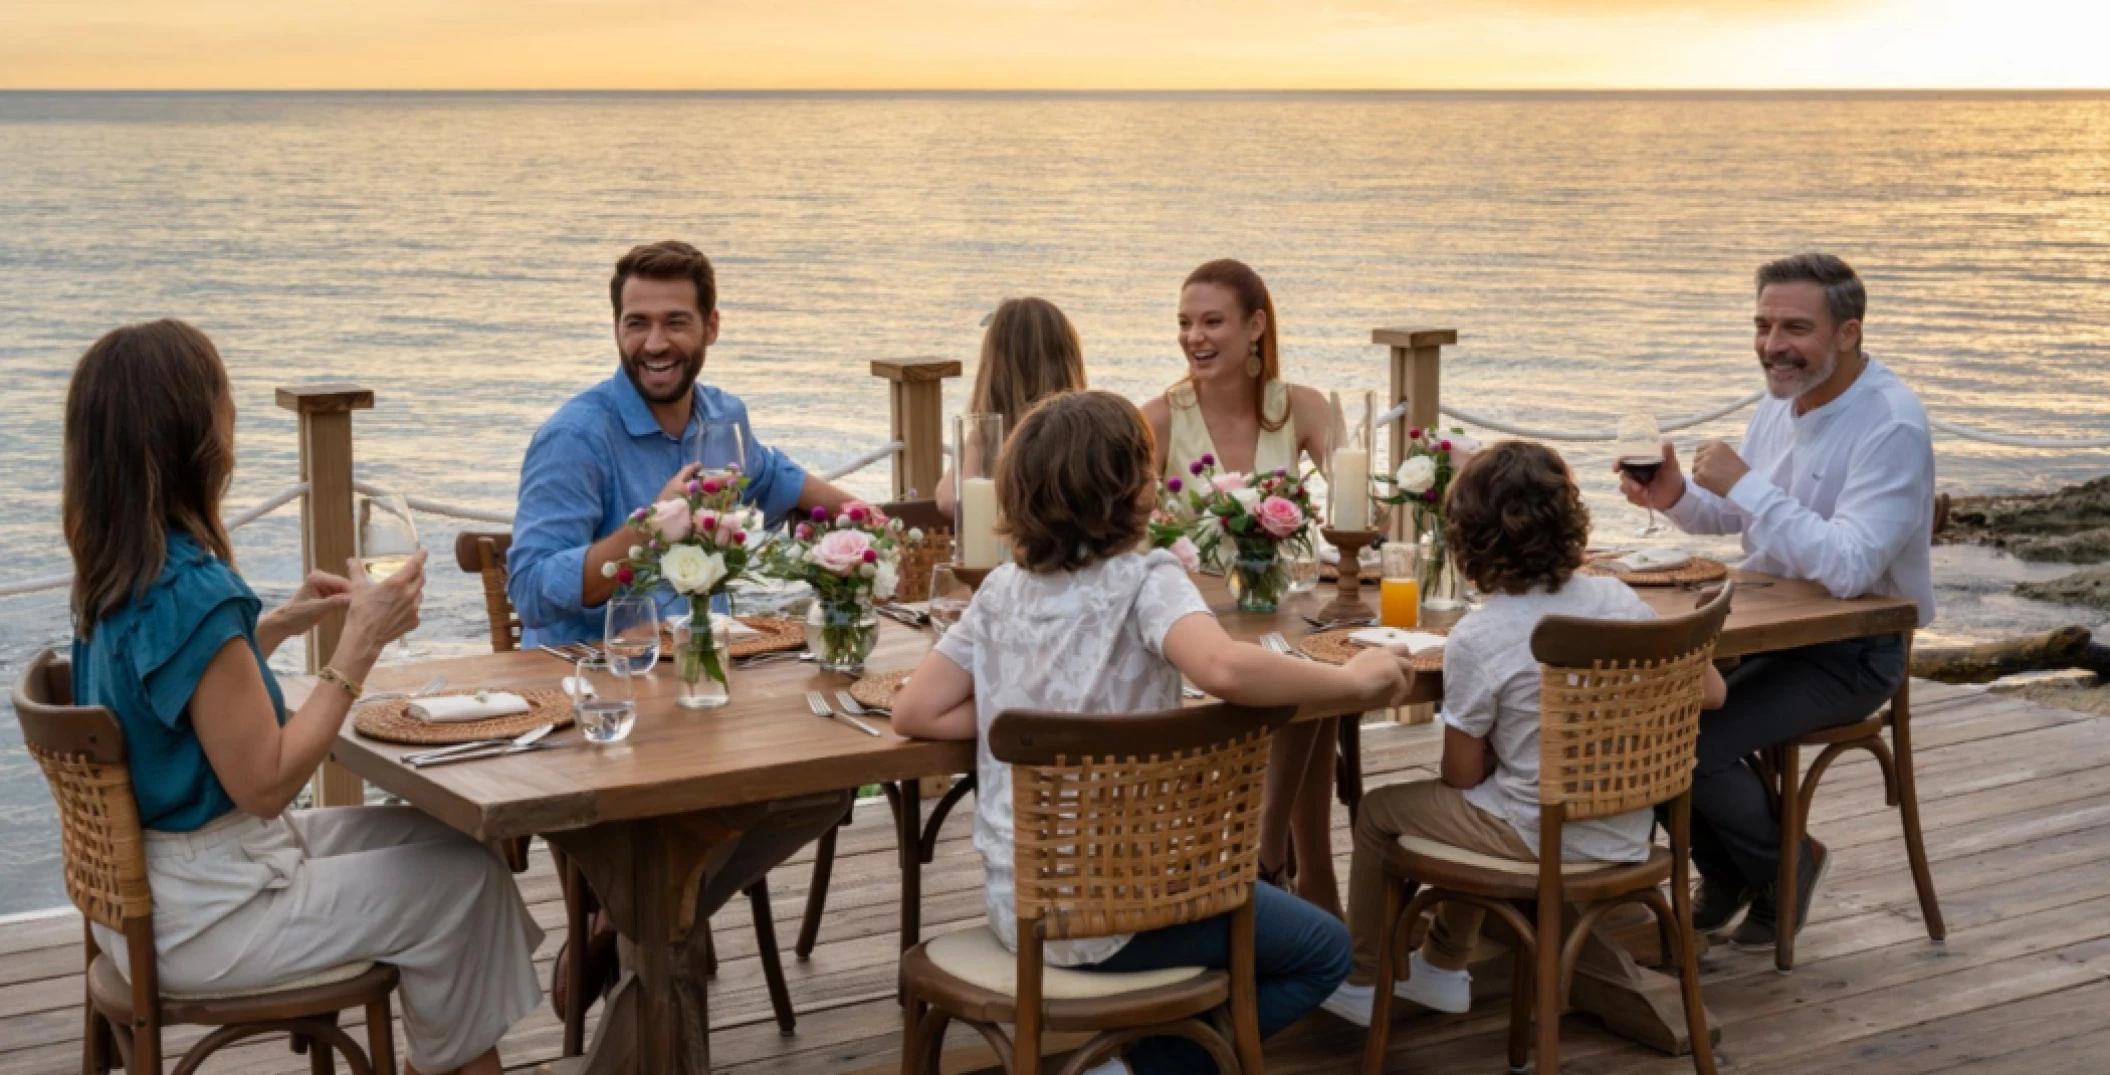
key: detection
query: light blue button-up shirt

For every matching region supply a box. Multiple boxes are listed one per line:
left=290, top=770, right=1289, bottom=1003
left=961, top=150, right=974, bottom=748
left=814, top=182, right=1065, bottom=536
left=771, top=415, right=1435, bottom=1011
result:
left=509, top=369, right=808, bottom=647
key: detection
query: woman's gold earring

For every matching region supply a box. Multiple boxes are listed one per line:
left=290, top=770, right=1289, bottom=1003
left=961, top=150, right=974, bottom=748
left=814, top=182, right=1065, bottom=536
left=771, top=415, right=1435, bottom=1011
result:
left=1246, top=342, right=1263, bottom=379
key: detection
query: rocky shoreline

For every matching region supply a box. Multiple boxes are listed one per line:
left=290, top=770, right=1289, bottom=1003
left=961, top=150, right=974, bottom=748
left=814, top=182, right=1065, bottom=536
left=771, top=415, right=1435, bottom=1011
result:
left=1941, top=476, right=2110, bottom=611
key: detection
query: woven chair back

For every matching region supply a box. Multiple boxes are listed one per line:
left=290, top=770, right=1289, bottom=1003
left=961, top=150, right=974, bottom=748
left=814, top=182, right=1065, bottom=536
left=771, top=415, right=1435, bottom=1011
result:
left=879, top=501, right=956, bottom=604
left=10, top=649, right=151, bottom=931
left=1529, top=582, right=1734, bottom=821
left=989, top=703, right=1294, bottom=942
left=453, top=530, right=521, bottom=653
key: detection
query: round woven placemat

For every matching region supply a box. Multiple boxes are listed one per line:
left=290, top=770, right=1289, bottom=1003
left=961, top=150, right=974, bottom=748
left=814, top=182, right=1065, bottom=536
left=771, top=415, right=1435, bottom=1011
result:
left=659, top=616, right=807, bottom=658
left=1298, top=627, right=1449, bottom=674
left=353, top=687, right=574, bottom=745
left=848, top=669, right=913, bottom=712
left=1578, top=556, right=1729, bottom=587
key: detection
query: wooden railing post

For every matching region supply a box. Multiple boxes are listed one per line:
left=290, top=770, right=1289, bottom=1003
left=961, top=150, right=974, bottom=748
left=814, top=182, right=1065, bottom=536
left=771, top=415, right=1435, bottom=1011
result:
left=1372, top=327, right=1455, bottom=726
left=870, top=358, right=963, bottom=501
left=276, top=384, right=375, bottom=808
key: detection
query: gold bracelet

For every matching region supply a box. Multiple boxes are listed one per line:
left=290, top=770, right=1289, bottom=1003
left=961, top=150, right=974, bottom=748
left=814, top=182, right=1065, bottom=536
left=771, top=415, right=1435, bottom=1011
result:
left=317, top=666, right=362, bottom=700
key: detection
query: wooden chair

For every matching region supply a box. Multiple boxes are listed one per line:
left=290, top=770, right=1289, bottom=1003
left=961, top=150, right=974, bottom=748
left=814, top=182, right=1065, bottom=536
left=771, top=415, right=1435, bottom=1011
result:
left=451, top=531, right=797, bottom=1051
left=11, top=649, right=400, bottom=1075
left=1362, top=584, right=1733, bottom=1075
left=901, top=701, right=1294, bottom=1075
left=1760, top=633, right=1944, bottom=971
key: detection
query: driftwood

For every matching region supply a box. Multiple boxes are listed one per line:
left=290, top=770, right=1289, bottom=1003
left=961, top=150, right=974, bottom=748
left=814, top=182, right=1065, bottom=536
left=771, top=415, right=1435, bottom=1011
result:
left=1911, top=625, right=2094, bottom=684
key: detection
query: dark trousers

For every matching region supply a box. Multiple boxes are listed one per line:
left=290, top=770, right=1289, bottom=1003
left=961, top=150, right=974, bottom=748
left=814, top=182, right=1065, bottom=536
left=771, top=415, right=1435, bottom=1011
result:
left=1684, top=634, right=1907, bottom=892
left=1081, top=883, right=1352, bottom=1075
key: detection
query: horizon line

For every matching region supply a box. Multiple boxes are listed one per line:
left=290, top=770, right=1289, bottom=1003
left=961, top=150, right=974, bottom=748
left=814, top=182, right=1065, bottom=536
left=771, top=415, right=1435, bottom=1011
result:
left=5, top=86, right=2108, bottom=96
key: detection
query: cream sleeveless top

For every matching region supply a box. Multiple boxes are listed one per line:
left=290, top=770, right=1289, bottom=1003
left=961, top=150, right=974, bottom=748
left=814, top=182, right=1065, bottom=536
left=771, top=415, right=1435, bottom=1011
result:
left=1162, top=379, right=1300, bottom=482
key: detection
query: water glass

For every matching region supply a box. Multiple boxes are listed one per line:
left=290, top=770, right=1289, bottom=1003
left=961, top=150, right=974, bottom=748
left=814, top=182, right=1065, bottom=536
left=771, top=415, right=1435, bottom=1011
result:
left=1286, top=551, right=1321, bottom=594
left=603, top=594, right=662, bottom=674
left=928, top=564, right=972, bottom=637
left=570, top=657, right=638, bottom=744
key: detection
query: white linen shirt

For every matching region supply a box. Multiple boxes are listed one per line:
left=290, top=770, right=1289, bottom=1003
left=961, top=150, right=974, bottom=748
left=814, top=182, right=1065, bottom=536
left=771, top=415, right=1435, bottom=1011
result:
left=1665, top=358, right=1935, bottom=627
left=1445, top=575, right=1661, bottom=863
left=934, top=550, right=1214, bottom=966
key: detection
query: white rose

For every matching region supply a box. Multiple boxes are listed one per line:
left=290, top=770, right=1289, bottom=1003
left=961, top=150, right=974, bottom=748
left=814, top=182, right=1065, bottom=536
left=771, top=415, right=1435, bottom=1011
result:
left=873, top=559, right=899, bottom=600
left=1231, top=487, right=1262, bottom=512
left=1395, top=455, right=1438, bottom=495
left=663, top=545, right=727, bottom=595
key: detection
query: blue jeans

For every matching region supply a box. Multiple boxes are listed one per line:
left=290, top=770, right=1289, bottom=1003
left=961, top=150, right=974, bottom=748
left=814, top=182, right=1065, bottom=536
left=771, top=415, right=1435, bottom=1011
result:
left=1079, top=884, right=1352, bottom=1075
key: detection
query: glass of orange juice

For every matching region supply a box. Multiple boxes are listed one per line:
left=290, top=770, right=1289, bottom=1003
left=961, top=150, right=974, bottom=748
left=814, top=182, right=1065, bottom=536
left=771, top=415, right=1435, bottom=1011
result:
left=1380, top=542, right=1421, bottom=629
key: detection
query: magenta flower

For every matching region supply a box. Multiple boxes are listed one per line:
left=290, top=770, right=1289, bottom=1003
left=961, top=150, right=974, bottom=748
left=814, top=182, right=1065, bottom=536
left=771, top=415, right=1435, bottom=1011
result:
left=1200, top=452, right=1215, bottom=467
left=811, top=506, right=829, bottom=522
left=861, top=548, right=879, bottom=563
left=733, top=531, right=747, bottom=545
left=701, top=479, right=721, bottom=495
left=795, top=523, right=813, bottom=541
left=1423, top=488, right=1438, bottom=502
left=1167, top=477, right=1184, bottom=493
left=1189, top=460, right=1205, bottom=476
left=848, top=506, right=868, bottom=524
left=1438, top=439, right=1453, bottom=451
left=1408, top=428, right=1422, bottom=440
left=686, top=480, right=702, bottom=495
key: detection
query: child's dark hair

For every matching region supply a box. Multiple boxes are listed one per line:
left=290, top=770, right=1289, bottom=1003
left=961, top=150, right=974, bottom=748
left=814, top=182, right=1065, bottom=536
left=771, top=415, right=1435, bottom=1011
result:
left=995, top=390, right=1156, bottom=573
left=1444, top=440, right=1591, bottom=596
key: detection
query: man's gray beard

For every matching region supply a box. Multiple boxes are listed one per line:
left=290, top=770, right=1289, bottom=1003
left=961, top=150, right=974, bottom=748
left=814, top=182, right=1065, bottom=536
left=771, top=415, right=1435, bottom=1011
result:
left=1766, top=345, right=1837, bottom=400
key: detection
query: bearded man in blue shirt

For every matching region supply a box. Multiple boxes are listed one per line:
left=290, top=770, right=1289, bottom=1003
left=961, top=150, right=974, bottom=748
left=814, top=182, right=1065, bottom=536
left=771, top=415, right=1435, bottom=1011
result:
left=513, top=240, right=857, bottom=1023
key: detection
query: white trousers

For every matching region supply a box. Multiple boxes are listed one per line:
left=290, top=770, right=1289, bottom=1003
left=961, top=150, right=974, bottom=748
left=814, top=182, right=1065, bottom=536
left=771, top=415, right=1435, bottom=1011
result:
left=95, top=806, right=545, bottom=1072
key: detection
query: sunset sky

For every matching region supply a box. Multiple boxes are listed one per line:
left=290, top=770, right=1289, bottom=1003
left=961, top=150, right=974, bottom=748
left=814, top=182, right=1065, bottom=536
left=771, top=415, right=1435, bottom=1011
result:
left=4, top=0, right=2106, bottom=91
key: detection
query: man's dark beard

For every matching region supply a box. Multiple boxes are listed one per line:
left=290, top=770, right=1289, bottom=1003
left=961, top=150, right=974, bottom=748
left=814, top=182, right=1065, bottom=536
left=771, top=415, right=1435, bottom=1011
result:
left=621, top=342, right=705, bottom=405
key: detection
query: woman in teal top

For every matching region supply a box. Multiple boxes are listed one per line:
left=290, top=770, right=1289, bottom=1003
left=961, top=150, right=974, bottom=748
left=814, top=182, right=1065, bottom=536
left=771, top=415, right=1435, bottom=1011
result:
left=64, top=320, right=542, bottom=1075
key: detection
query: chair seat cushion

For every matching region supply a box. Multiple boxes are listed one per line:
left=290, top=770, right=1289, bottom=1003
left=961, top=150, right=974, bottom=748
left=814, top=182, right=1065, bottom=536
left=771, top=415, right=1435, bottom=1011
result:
left=90, top=953, right=394, bottom=1025
left=1394, top=836, right=1633, bottom=877
left=922, top=926, right=1205, bottom=1000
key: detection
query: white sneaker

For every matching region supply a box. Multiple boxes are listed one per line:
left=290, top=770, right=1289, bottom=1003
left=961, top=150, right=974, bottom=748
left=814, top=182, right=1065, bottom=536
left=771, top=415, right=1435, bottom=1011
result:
left=1394, top=951, right=1472, bottom=1014
left=1320, top=980, right=1378, bottom=1027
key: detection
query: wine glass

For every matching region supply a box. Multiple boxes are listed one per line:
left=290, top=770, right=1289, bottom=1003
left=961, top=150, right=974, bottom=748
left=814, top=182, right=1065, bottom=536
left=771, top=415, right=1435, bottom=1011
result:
left=356, top=492, right=422, bottom=658
left=927, top=563, right=972, bottom=637
left=603, top=594, right=663, bottom=674
left=1615, top=413, right=1669, bottom=537
left=687, top=420, right=747, bottom=491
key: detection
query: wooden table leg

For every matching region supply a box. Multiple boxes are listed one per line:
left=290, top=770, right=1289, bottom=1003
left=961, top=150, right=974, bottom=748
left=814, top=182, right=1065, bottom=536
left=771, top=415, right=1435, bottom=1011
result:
left=1472, top=903, right=1719, bottom=1056
left=892, top=780, right=924, bottom=951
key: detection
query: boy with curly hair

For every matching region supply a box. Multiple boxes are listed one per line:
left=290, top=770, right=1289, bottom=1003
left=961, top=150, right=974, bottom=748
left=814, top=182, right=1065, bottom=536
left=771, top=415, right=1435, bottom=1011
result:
left=1324, top=440, right=1725, bottom=1026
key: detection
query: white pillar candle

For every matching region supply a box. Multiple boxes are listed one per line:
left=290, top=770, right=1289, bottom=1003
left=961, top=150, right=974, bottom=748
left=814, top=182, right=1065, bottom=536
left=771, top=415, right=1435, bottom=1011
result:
left=959, top=477, right=1001, bottom=568
left=1332, top=448, right=1370, bottom=530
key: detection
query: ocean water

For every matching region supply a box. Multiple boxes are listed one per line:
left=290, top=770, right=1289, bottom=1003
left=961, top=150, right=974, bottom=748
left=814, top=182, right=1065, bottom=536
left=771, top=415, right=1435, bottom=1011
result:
left=0, top=91, right=2106, bottom=913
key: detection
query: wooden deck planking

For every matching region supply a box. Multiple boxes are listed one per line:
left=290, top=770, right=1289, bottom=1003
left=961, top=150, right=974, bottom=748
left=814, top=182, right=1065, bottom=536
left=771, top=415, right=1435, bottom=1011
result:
left=3, top=680, right=2109, bottom=1074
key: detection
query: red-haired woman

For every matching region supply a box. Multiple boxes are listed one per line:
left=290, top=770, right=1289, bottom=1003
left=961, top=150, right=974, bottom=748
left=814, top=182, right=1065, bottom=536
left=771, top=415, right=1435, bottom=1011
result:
left=1140, top=259, right=1342, bottom=916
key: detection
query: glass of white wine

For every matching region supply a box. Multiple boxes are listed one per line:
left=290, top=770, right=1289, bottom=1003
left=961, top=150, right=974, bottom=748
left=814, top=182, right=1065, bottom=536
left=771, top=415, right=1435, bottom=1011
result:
left=687, top=420, right=747, bottom=489
left=357, top=492, right=423, bottom=659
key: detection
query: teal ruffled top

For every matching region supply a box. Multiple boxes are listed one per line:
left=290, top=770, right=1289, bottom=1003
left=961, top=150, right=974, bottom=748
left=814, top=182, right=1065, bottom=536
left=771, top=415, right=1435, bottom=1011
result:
left=70, top=534, right=286, bottom=832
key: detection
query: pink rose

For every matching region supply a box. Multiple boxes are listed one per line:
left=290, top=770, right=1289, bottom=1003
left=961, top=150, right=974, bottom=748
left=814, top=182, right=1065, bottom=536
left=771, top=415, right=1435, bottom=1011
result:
left=648, top=498, right=692, bottom=542
left=1255, top=495, right=1304, bottom=539
left=1210, top=471, right=1249, bottom=494
left=813, top=529, right=874, bottom=576
left=714, top=511, right=739, bottom=544
left=1169, top=536, right=1202, bottom=573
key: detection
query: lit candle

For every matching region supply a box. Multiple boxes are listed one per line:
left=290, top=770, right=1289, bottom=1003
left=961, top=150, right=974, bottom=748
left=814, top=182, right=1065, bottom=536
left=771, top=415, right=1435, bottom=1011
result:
left=959, top=477, right=1000, bottom=568
left=1332, top=448, right=1370, bottom=530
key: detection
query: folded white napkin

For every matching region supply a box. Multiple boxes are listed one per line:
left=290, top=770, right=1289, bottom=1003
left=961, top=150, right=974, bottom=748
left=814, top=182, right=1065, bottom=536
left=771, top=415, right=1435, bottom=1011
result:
left=1614, top=549, right=1692, bottom=573
left=666, top=614, right=761, bottom=640
left=1347, top=628, right=1447, bottom=655
left=408, top=693, right=530, bottom=723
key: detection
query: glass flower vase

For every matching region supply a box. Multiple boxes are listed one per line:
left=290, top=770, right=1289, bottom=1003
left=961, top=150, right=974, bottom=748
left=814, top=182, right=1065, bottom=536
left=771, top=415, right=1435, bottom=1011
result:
left=1415, top=508, right=1469, bottom=628
left=805, top=595, right=879, bottom=675
left=1227, top=547, right=1287, bottom=614
left=674, top=596, right=733, bottom=710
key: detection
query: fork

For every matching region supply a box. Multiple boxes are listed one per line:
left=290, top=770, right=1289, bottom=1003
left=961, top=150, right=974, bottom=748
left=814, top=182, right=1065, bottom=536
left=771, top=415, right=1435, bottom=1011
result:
left=1261, top=632, right=1313, bottom=661
left=806, top=691, right=883, bottom=737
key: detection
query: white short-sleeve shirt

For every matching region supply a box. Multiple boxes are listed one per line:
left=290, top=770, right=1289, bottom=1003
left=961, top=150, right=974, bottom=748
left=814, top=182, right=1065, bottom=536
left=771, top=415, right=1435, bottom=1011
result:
left=1443, top=575, right=1660, bottom=864
left=934, top=549, right=1214, bottom=966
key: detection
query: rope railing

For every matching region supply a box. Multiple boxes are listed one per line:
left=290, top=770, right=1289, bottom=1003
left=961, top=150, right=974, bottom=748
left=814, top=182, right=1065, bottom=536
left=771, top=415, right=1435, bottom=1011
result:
left=820, top=440, right=904, bottom=483
left=352, top=480, right=514, bottom=526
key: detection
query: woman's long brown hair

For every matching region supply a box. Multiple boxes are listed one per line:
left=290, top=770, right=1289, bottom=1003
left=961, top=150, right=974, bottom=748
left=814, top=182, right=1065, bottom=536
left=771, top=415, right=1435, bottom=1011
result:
left=970, top=297, right=1087, bottom=435
left=64, top=320, right=238, bottom=637
left=1182, top=258, right=1288, bottom=433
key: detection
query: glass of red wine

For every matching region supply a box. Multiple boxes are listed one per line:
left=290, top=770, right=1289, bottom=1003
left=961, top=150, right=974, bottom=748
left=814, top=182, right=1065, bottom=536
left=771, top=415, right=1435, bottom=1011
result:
left=1617, top=413, right=1668, bottom=537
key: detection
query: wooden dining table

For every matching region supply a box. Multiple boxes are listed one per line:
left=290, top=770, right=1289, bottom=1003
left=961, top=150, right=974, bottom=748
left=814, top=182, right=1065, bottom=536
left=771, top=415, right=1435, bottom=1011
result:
left=329, top=568, right=1918, bottom=1075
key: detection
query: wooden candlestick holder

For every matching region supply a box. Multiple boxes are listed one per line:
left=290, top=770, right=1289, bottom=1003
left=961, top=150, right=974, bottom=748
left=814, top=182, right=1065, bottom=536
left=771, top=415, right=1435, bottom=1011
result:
left=1317, top=527, right=1383, bottom=624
